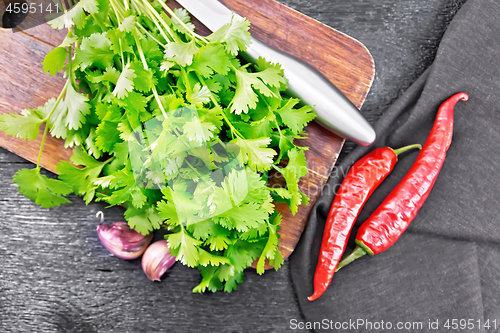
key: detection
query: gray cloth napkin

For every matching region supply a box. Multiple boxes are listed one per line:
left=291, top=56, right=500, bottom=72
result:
left=290, top=0, right=500, bottom=331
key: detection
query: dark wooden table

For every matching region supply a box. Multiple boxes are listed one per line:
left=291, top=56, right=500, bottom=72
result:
left=0, top=0, right=466, bottom=331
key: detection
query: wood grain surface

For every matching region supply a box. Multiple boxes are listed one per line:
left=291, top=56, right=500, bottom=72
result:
left=0, top=0, right=375, bottom=264
left=0, top=0, right=464, bottom=332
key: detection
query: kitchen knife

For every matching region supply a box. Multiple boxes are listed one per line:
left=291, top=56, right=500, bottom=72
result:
left=174, top=0, right=376, bottom=146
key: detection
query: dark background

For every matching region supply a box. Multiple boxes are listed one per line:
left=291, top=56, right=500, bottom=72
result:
left=0, top=0, right=467, bottom=331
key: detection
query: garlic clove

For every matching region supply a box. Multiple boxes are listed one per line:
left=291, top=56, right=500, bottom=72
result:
left=96, top=211, right=153, bottom=260
left=142, top=240, right=176, bottom=281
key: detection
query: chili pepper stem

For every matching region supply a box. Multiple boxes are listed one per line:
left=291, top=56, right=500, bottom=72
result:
left=335, top=246, right=367, bottom=272
left=392, top=143, right=422, bottom=157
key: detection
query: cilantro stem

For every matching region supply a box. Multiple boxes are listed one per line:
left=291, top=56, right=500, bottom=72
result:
left=91, top=13, right=107, bottom=31
left=132, top=0, right=172, bottom=43
left=132, top=30, right=168, bottom=117
left=37, top=80, right=70, bottom=170
left=119, top=40, right=125, bottom=69
left=111, top=0, right=129, bottom=20
left=133, top=31, right=148, bottom=69
left=67, top=45, right=76, bottom=88
left=259, top=91, right=283, bottom=141
left=57, top=0, right=66, bottom=11
left=274, top=118, right=283, bottom=138
left=135, top=22, right=167, bottom=48
left=152, top=89, right=168, bottom=117
left=109, top=0, right=123, bottom=24
left=154, top=0, right=209, bottom=44
left=135, top=0, right=175, bottom=41
left=108, top=1, right=126, bottom=70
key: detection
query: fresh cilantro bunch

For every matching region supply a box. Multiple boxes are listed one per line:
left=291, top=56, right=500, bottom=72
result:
left=0, top=0, right=316, bottom=292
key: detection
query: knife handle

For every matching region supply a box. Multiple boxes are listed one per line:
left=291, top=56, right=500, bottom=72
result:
left=241, top=37, right=376, bottom=146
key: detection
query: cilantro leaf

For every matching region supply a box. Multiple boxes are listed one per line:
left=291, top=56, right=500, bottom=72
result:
left=230, top=67, right=286, bottom=114
left=256, top=214, right=283, bottom=274
left=124, top=205, right=163, bottom=235
left=50, top=84, right=91, bottom=137
left=186, top=83, right=211, bottom=107
left=164, top=40, right=198, bottom=66
left=223, top=271, right=245, bottom=293
left=287, top=147, right=308, bottom=178
left=118, top=15, right=136, bottom=32
left=183, top=117, right=216, bottom=144
left=141, top=38, right=163, bottom=61
left=85, top=127, right=102, bottom=159
left=42, top=47, right=68, bottom=76
left=13, top=168, right=72, bottom=208
left=208, top=16, right=251, bottom=55
left=187, top=218, right=217, bottom=240
left=233, top=137, right=276, bottom=172
left=226, top=240, right=262, bottom=272
left=206, top=233, right=231, bottom=251
left=233, top=118, right=273, bottom=139
left=277, top=98, right=316, bottom=134
left=56, top=146, right=109, bottom=204
left=157, top=197, right=180, bottom=227
left=100, top=167, right=148, bottom=209
left=188, top=45, right=231, bottom=78
left=113, top=63, right=136, bottom=99
left=198, top=248, right=231, bottom=267
left=75, top=33, right=115, bottom=70
left=129, top=61, right=155, bottom=93
left=193, top=265, right=220, bottom=293
left=275, top=148, right=308, bottom=215
left=167, top=228, right=202, bottom=267
left=107, top=29, right=134, bottom=54
left=0, top=107, right=45, bottom=140
left=218, top=202, right=269, bottom=232
left=171, top=8, right=195, bottom=34
left=95, top=121, right=121, bottom=152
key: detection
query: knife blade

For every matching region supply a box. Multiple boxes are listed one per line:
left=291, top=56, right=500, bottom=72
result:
left=175, top=0, right=376, bottom=146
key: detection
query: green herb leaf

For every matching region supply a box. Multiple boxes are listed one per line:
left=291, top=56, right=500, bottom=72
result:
left=230, top=67, right=286, bottom=114
left=208, top=16, right=251, bottom=55
left=167, top=228, right=202, bottom=267
left=124, top=205, right=163, bottom=235
left=0, top=107, right=46, bottom=140
left=277, top=98, right=316, bottom=134
left=56, top=146, right=109, bottom=204
left=50, top=84, right=91, bottom=135
left=42, top=47, right=68, bottom=76
left=13, top=168, right=72, bottom=208
left=113, top=63, right=136, bottom=99
left=188, top=45, right=231, bottom=77
left=164, top=40, right=199, bottom=66
left=75, top=33, right=115, bottom=70
left=233, top=137, right=276, bottom=172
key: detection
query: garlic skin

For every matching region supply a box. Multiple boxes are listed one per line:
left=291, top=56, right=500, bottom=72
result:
left=96, top=211, right=153, bottom=260
left=142, top=240, right=176, bottom=281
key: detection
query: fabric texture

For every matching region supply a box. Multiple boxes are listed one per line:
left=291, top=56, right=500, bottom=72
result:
left=290, top=0, right=500, bottom=331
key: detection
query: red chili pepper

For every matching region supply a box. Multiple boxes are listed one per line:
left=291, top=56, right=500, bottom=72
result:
left=336, top=92, right=469, bottom=270
left=308, top=144, right=422, bottom=301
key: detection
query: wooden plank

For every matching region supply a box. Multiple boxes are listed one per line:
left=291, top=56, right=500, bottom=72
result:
left=0, top=0, right=374, bottom=264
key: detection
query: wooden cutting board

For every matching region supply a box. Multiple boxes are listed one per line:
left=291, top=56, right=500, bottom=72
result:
left=0, top=0, right=374, bottom=263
